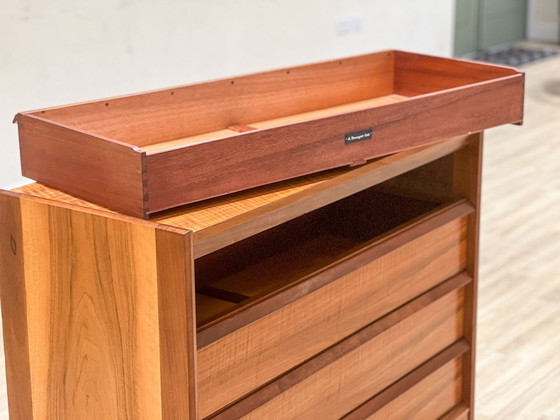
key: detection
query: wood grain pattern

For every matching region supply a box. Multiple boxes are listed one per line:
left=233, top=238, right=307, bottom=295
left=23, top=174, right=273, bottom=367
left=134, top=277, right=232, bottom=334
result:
left=0, top=192, right=34, bottom=419
left=454, top=133, right=483, bottom=419
left=23, top=51, right=395, bottom=147
left=16, top=135, right=471, bottom=258
left=197, top=199, right=473, bottom=346
left=205, top=232, right=360, bottom=299
left=249, top=94, right=407, bottom=130
left=196, top=294, right=238, bottom=324
left=17, top=113, right=146, bottom=218
left=394, top=50, right=520, bottom=95
left=194, top=189, right=448, bottom=303
left=0, top=195, right=198, bottom=419
left=155, top=226, right=197, bottom=419
left=196, top=192, right=458, bottom=308
left=18, top=197, right=162, bottom=419
left=441, top=404, right=470, bottom=420
left=14, top=182, right=114, bottom=213
left=16, top=51, right=522, bottom=217
left=197, top=213, right=469, bottom=417
left=209, top=276, right=468, bottom=419
left=144, top=71, right=523, bottom=215
left=175, top=135, right=470, bottom=258
left=344, top=341, right=467, bottom=419
left=140, top=94, right=408, bottom=153
left=365, top=358, right=463, bottom=420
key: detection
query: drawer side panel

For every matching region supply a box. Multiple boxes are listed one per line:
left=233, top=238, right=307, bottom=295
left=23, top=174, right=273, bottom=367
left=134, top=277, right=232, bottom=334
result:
left=17, top=114, right=146, bottom=218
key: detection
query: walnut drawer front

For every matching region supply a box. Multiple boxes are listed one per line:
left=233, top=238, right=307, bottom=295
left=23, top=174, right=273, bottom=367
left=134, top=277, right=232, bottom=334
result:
left=197, top=202, right=471, bottom=418
left=209, top=276, right=468, bottom=419
left=343, top=341, right=468, bottom=419
left=365, top=357, right=464, bottom=420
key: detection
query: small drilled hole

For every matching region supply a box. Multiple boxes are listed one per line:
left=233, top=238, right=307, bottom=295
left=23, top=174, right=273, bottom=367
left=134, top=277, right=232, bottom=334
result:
left=286, top=70, right=290, bottom=74
left=230, top=80, right=235, bottom=85
left=105, top=102, right=109, bottom=107
left=41, top=111, right=45, bottom=114
left=339, top=61, right=343, bottom=65
left=170, top=91, right=175, bottom=95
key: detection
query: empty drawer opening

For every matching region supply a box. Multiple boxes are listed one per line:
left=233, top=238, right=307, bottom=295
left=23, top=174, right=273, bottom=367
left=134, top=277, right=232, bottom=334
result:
left=195, top=154, right=459, bottom=327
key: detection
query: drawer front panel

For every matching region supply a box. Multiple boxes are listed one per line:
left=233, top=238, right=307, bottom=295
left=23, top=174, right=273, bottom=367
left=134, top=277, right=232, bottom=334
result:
left=240, top=287, right=465, bottom=419
left=198, top=213, right=468, bottom=417
left=366, top=357, right=463, bottom=420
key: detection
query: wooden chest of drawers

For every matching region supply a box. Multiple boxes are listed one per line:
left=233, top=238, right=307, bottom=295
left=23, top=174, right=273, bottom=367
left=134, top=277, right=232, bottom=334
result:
left=0, top=133, right=481, bottom=419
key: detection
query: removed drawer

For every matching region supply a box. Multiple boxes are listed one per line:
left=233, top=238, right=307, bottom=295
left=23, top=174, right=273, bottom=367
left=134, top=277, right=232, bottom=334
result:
left=15, top=50, right=523, bottom=217
left=197, top=200, right=472, bottom=417
left=210, top=274, right=469, bottom=419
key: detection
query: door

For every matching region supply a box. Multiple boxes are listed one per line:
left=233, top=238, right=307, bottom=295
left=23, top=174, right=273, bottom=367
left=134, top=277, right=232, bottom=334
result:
left=454, top=0, right=528, bottom=56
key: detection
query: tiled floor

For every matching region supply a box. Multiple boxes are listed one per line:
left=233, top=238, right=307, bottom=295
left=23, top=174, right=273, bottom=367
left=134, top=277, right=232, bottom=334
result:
left=475, top=45, right=560, bottom=67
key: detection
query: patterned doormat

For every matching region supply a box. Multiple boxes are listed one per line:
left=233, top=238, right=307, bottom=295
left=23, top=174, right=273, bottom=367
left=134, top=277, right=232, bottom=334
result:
left=475, top=47, right=560, bottom=67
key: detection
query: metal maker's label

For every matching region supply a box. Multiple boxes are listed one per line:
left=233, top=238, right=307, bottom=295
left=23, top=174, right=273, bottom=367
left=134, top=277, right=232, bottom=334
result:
left=345, top=128, right=373, bottom=144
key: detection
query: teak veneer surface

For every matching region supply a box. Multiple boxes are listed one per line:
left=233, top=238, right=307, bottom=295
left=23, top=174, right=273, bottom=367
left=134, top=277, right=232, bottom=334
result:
left=0, top=193, right=33, bottom=419
left=343, top=340, right=468, bottom=419
left=454, top=135, right=483, bottom=416
left=364, top=357, right=463, bottom=419
left=140, top=94, right=409, bottom=152
left=1, top=133, right=488, bottom=419
left=0, top=193, right=197, bottom=419
left=15, top=50, right=523, bottom=217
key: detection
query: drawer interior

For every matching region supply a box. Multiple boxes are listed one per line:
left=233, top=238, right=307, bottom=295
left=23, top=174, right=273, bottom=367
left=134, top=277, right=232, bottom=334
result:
left=26, top=51, right=517, bottom=151
left=195, top=154, right=458, bottom=326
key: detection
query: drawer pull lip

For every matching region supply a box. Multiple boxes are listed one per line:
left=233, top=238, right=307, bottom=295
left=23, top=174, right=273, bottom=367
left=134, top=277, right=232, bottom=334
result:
left=205, top=272, right=471, bottom=419
left=440, top=403, right=470, bottom=420
left=342, top=339, right=469, bottom=419
left=197, top=199, right=474, bottom=347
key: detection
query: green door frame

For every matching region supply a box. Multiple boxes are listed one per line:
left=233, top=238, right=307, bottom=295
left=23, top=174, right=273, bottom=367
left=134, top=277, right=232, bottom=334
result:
left=454, top=0, right=528, bottom=57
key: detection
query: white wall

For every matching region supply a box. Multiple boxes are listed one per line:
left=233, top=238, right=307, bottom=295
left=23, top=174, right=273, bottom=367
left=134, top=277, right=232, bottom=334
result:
left=0, top=0, right=455, bottom=190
